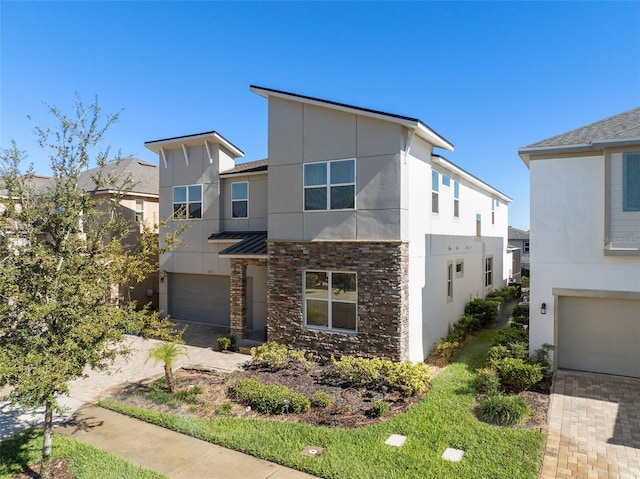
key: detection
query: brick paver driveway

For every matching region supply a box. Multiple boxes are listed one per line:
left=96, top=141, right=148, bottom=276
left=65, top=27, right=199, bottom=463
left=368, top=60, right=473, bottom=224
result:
left=540, top=370, right=640, bottom=479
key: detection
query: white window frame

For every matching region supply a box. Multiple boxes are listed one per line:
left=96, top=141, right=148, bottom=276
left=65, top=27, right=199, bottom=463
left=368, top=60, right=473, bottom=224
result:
left=453, top=180, right=460, bottom=218
left=303, top=270, right=357, bottom=333
left=134, top=199, right=144, bottom=223
left=173, top=184, right=202, bottom=220
left=484, top=256, right=493, bottom=288
left=231, top=181, right=249, bottom=219
left=455, top=259, right=464, bottom=278
left=303, top=159, right=356, bottom=211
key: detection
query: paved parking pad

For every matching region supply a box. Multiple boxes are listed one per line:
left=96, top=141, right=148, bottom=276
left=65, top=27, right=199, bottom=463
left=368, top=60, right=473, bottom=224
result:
left=540, top=370, right=640, bottom=479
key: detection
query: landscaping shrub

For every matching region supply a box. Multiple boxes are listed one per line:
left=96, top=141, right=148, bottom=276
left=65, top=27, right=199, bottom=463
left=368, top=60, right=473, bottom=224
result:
left=215, top=401, right=233, bottom=416
left=367, top=400, right=389, bottom=418
left=310, top=391, right=333, bottom=408
left=217, top=336, right=235, bottom=351
left=232, top=378, right=310, bottom=414
left=531, top=343, right=554, bottom=372
left=475, top=367, right=500, bottom=395
left=432, top=340, right=459, bottom=360
left=465, top=299, right=500, bottom=326
left=500, top=285, right=519, bottom=301
left=511, top=303, right=529, bottom=327
left=250, top=341, right=310, bottom=371
left=330, top=356, right=430, bottom=396
left=493, top=358, right=544, bottom=391
left=174, top=385, right=203, bottom=404
left=492, top=326, right=528, bottom=347
left=453, top=314, right=481, bottom=337
left=485, top=290, right=505, bottom=303
left=479, top=392, right=529, bottom=426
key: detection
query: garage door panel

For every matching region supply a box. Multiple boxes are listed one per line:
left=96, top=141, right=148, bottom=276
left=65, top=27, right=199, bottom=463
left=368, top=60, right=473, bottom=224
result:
left=169, top=273, right=230, bottom=325
left=558, top=297, right=640, bottom=378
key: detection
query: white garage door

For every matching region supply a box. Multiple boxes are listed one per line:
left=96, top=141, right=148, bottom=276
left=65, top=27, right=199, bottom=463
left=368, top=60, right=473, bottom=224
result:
left=557, top=297, right=640, bottom=378
left=168, top=273, right=230, bottom=325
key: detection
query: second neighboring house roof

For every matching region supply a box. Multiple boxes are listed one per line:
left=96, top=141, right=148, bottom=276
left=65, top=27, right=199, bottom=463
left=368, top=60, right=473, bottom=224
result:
left=208, top=231, right=267, bottom=256
left=77, top=157, right=159, bottom=197
left=220, top=159, right=268, bottom=176
left=250, top=85, right=455, bottom=152
left=508, top=226, right=529, bottom=241
left=519, top=107, right=640, bottom=163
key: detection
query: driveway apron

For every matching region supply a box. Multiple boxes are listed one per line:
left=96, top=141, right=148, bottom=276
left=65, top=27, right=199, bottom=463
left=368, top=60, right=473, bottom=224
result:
left=540, top=370, right=640, bottom=479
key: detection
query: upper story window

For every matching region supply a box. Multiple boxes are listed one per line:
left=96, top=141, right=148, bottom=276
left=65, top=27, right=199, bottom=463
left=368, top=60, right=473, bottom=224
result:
left=173, top=184, right=202, bottom=219
left=484, top=256, right=493, bottom=288
left=453, top=181, right=460, bottom=218
left=134, top=199, right=144, bottom=223
left=623, top=152, right=640, bottom=211
left=432, top=170, right=439, bottom=214
left=442, top=175, right=451, bottom=187
left=491, top=198, right=496, bottom=224
left=304, top=271, right=357, bottom=333
left=524, top=241, right=530, bottom=253
left=231, top=182, right=248, bottom=218
left=304, top=159, right=355, bottom=211
left=476, top=213, right=481, bottom=237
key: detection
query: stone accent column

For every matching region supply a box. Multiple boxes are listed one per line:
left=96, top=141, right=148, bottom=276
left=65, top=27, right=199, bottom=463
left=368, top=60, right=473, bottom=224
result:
left=230, top=260, right=247, bottom=339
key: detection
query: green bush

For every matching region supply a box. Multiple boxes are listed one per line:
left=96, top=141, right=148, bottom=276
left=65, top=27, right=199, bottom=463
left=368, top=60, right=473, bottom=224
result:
left=250, top=341, right=310, bottom=371
left=330, top=356, right=430, bottom=396
left=485, top=291, right=505, bottom=303
left=367, top=400, right=389, bottom=418
left=500, top=285, right=519, bottom=301
left=493, top=358, right=544, bottom=391
left=453, top=314, right=481, bottom=337
left=232, top=378, right=310, bottom=414
left=465, top=299, right=500, bottom=325
left=217, top=336, right=235, bottom=351
left=511, top=303, right=529, bottom=320
left=531, top=343, right=554, bottom=372
left=215, top=401, right=233, bottom=416
left=492, top=326, right=528, bottom=347
left=479, top=392, right=529, bottom=426
left=475, top=367, right=500, bottom=395
left=432, top=340, right=459, bottom=359
left=311, top=391, right=333, bottom=408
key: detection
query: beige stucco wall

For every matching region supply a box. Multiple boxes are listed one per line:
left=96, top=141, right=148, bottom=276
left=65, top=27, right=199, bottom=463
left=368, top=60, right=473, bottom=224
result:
left=220, top=173, right=268, bottom=231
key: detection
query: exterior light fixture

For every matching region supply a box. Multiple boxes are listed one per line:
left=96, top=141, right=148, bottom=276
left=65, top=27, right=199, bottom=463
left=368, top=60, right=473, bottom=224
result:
left=541, top=303, right=547, bottom=315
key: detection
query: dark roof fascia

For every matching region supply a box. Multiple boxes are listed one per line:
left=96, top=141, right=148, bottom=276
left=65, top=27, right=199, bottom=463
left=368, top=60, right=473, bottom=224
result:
left=250, top=85, right=454, bottom=151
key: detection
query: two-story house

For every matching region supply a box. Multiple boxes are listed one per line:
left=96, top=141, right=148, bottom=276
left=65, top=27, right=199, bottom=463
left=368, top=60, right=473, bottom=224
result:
left=508, top=226, right=530, bottom=278
left=146, top=86, right=512, bottom=362
left=519, top=107, right=640, bottom=378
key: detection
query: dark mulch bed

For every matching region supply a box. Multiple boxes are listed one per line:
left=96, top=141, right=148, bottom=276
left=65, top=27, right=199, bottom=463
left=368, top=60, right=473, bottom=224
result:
left=10, top=458, right=74, bottom=479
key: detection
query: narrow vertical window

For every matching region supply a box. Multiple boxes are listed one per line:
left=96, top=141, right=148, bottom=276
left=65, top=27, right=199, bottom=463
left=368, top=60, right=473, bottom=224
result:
left=476, top=213, right=481, bottom=237
left=623, top=152, right=640, bottom=211
left=453, top=180, right=460, bottom=218
left=485, top=257, right=493, bottom=288
left=491, top=198, right=495, bottom=225
left=447, top=262, right=453, bottom=301
left=432, top=170, right=439, bottom=214
left=231, top=182, right=249, bottom=218
left=134, top=199, right=144, bottom=223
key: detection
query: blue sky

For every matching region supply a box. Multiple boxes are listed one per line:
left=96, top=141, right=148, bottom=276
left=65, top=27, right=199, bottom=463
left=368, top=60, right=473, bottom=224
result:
left=2, top=1, right=639, bottom=230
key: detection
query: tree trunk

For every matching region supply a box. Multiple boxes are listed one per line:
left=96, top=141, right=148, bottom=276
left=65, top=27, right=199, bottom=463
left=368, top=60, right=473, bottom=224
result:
left=41, top=400, right=53, bottom=479
left=165, top=364, right=175, bottom=393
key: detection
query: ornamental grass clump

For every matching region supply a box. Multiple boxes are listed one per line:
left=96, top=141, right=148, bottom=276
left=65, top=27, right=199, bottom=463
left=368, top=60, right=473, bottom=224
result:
left=479, top=392, right=529, bottom=426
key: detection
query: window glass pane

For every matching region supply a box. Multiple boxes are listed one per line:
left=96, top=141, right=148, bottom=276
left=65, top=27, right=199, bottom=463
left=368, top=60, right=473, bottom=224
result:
left=432, top=170, right=439, bottom=191
left=332, top=273, right=356, bottom=301
left=332, top=302, right=356, bottom=331
left=305, top=188, right=327, bottom=210
left=304, top=163, right=327, bottom=186
left=305, top=272, right=328, bottom=299
left=331, top=185, right=355, bottom=209
left=330, top=160, right=354, bottom=184
left=306, top=300, right=329, bottom=327
left=454, top=199, right=459, bottom=217
left=624, top=153, right=640, bottom=211
left=136, top=199, right=144, bottom=210
left=432, top=192, right=439, bottom=213
left=188, top=202, right=202, bottom=219
left=173, top=203, right=186, bottom=219
left=442, top=175, right=450, bottom=187
left=232, top=182, right=248, bottom=200
left=188, top=185, right=202, bottom=202
left=454, top=181, right=459, bottom=199
left=174, top=186, right=186, bottom=203
left=232, top=201, right=247, bottom=218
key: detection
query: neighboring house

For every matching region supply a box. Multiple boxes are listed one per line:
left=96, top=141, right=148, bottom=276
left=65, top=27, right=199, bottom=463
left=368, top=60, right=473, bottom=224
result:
left=519, top=106, right=640, bottom=378
left=146, top=86, right=512, bottom=362
left=508, top=226, right=530, bottom=278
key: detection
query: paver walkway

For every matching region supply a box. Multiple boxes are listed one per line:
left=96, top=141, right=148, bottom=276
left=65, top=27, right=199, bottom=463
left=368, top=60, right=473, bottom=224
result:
left=540, top=370, right=640, bottom=479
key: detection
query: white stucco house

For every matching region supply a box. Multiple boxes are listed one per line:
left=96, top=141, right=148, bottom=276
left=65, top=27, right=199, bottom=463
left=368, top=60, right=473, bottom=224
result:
left=519, top=107, right=640, bottom=378
left=146, top=85, right=512, bottom=362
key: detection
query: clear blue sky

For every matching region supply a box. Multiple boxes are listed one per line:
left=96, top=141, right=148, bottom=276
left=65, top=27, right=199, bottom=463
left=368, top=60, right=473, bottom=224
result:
left=2, top=1, right=639, bottom=230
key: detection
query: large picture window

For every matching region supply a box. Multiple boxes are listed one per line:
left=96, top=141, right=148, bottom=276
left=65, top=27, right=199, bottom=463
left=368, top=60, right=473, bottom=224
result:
left=623, top=152, right=640, bottom=211
left=304, top=159, right=355, bottom=211
left=231, top=182, right=248, bottom=218
left=304, top=271, right=357, bottom=332
left=173, top=184, right=202, bottom=219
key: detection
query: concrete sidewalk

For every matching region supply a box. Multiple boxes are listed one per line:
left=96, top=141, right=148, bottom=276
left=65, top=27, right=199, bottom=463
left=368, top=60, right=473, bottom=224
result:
left=56, top=406, right=318, bottom=479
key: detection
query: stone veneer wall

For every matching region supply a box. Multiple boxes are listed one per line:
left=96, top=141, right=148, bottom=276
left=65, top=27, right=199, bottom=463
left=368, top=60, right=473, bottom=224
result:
left=267, top=241, right=409, bottom=361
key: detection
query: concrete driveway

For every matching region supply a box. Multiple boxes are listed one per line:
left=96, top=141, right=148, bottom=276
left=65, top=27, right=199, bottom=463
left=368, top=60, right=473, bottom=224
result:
left=0, top=334, right=248, bottom=440
left=540, top=370, right=640, bottom=479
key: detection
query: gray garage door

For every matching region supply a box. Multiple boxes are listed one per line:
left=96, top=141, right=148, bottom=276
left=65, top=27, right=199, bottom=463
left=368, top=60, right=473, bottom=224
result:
left=168, top=273, right=230, bottom=325
left=557, top=297, right=640, bottom=378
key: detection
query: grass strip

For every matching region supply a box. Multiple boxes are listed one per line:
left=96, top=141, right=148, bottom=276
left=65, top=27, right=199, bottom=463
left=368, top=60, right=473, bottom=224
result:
left=0, top=428, right=168, bottom=479
left=101, top=330, right=546, bottom=479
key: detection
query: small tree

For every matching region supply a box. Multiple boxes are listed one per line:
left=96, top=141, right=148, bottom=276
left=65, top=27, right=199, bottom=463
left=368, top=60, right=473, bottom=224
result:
left=0, top=96, right=182, bottom=478
left=147, top=341, right=188, bottom=393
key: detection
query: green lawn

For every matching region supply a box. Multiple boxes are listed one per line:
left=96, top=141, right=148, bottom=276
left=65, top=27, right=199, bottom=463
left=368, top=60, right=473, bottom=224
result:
left=0, top=428, right=168, bottom=479
left=101, top=329, right=546, bottom=479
